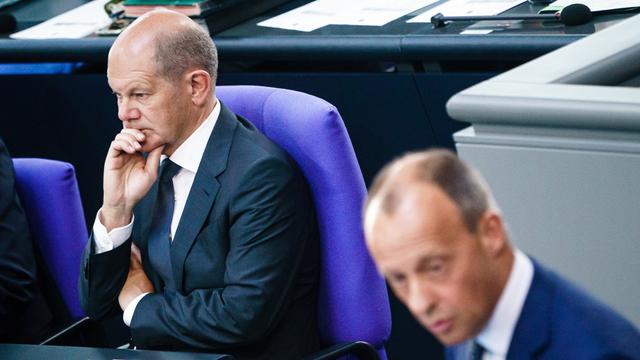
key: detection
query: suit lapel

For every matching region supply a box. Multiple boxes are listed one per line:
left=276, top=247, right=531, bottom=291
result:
left=507, top=262, right=552, bottom=359
left=170, top=102, right=238, bottom=291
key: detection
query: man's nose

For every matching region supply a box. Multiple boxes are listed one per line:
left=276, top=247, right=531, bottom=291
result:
left=406, top=280, right=436, bottom=317
left=118, top=98, right=141, bottom=122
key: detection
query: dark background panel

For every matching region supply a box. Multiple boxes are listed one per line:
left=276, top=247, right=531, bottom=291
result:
left=414, top=72, right=495, bottom=149
left=0, top=74, right=118, bottom=225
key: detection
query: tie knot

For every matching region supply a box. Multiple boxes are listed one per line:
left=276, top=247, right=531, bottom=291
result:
left=470, top=340, right=485, bottom=360
left=160, top=159, right=181, bottom=182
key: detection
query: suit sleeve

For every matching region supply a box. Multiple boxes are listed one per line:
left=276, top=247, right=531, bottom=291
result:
left=0, top=139, right=39, bottom=334
left=78, top=235, right=131, bottom=319
left=130, top=156, right=314, bottom=349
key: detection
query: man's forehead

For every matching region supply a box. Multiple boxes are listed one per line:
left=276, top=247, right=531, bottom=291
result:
left=369, top=185, right=463, bottom=255
left=106, top=60, right=160, bottom=94
left=373, top=230, right=445, bottom=260
left=381, top=183, right=458, bottom=226
left=107, top=40, right=158, bottom=81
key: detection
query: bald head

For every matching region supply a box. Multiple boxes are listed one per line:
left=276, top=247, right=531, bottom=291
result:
left=365, top=149, right=498, bottom=238
left=110, top=9, right=218, bottom=83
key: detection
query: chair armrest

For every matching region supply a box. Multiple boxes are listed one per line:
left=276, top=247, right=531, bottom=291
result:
left=304, top=341, right=380, bottom=360
left=40, top=317, right=91, bottom=345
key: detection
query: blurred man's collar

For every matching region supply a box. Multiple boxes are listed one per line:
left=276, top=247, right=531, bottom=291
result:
left=476, top=249, right=534, bottom=358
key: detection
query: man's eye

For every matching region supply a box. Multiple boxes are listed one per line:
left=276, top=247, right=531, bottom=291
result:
left=428, top=263, right=443, bottom=274
left=134, top=93, right=148, bottom=99
left=388, top=274, right=407, bottom=287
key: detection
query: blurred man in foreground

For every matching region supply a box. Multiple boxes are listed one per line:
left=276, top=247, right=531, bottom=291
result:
left=364, top=149, right=640, bottom=359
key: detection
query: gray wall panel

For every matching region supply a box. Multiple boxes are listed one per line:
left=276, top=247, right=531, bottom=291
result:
left=456, top=141, right=640, bottom=326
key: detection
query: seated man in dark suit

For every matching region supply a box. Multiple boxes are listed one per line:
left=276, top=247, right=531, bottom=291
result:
left=0, top=137, right=52, bottom=343
left=78, top=9, right=320, bottom=359
left=364, top=149, right=640, bottom=359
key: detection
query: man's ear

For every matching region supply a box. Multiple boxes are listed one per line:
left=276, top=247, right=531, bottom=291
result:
left=187, top=70, right=211, bottom=106
left=478, top=212, right=507, bottom=257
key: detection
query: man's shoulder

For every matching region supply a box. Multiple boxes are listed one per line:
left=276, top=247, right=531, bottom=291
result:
left=222, top=108, right=294, bottom=172
left=532, top=261, right=631, bottom=328
left=235, top=120, right=288, bottom=160
left=517, top=261, right=640, bottom=357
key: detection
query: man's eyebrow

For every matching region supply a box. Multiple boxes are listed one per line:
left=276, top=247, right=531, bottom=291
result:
left=415, top=255, right=446, bottom=270
left=111, top=86, right=143, bottom=96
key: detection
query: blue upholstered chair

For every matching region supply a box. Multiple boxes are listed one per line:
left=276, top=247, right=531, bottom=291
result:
left=218, top=85, right=392, bottom=359
left=12, top=159, right=88, bottom=325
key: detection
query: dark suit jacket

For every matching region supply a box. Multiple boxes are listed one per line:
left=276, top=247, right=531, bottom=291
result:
left=0, top=137, right=52, bottom=343
left=79, top=103, right=320, bottom=359
left=447, top=260, right=640, bottom=359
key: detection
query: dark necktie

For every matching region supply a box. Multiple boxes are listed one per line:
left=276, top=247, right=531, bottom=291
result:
left=470, top=340, right=485, bottom=360
left=147, top=159, right=181, bottom=290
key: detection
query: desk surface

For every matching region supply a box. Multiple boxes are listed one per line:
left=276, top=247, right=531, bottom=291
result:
left=0, top=343, right=233, bottom=359
left=0, top=0, right=636, bottom=63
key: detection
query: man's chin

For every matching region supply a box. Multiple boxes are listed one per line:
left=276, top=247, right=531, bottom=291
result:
left=431, top=327, right=470, bottom=347
left=139, top=139, right=166, bottom=154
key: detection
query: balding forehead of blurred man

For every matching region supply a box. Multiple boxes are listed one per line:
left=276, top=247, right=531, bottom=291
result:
left=364, top=149, right=640, bottom=359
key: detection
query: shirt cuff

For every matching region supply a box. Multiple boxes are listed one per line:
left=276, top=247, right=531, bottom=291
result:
left=123, top=292, right=148, bottom=327
left=92, top=208, right=134, bottom=254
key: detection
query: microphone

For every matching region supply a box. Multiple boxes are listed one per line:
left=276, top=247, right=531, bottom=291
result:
left=0, top=13, right=17, bottom=34
left=431, top=3, right=592, bottom=28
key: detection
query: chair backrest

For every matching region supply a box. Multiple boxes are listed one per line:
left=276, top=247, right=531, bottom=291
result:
left=12, top=158, right=88, bottom=321
left=218, top=85, right=391, bottom=358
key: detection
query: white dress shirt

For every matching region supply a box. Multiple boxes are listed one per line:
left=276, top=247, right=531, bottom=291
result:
left=92, top=100, right=220, bottom=325
left=474, top=249, right=534, bottom=360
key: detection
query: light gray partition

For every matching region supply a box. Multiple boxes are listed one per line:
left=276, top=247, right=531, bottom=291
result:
left=447, top=14, right=640, bottom=326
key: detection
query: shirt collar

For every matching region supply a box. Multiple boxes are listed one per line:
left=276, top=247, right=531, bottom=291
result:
left=476, top=248, right=534, bottom=357
left=165, top=99, right=220, bottom=173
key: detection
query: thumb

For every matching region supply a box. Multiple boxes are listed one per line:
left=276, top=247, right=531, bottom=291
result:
left=130, top=244, right=142, bottom=270
left=131, top=243, right=142, bottom=264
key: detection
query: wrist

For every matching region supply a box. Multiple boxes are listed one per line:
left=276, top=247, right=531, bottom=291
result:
left=101, top=205, right=133, bottom=232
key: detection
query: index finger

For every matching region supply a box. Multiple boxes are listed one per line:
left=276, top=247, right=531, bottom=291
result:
left=120, top=128, right=146, bottom=142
